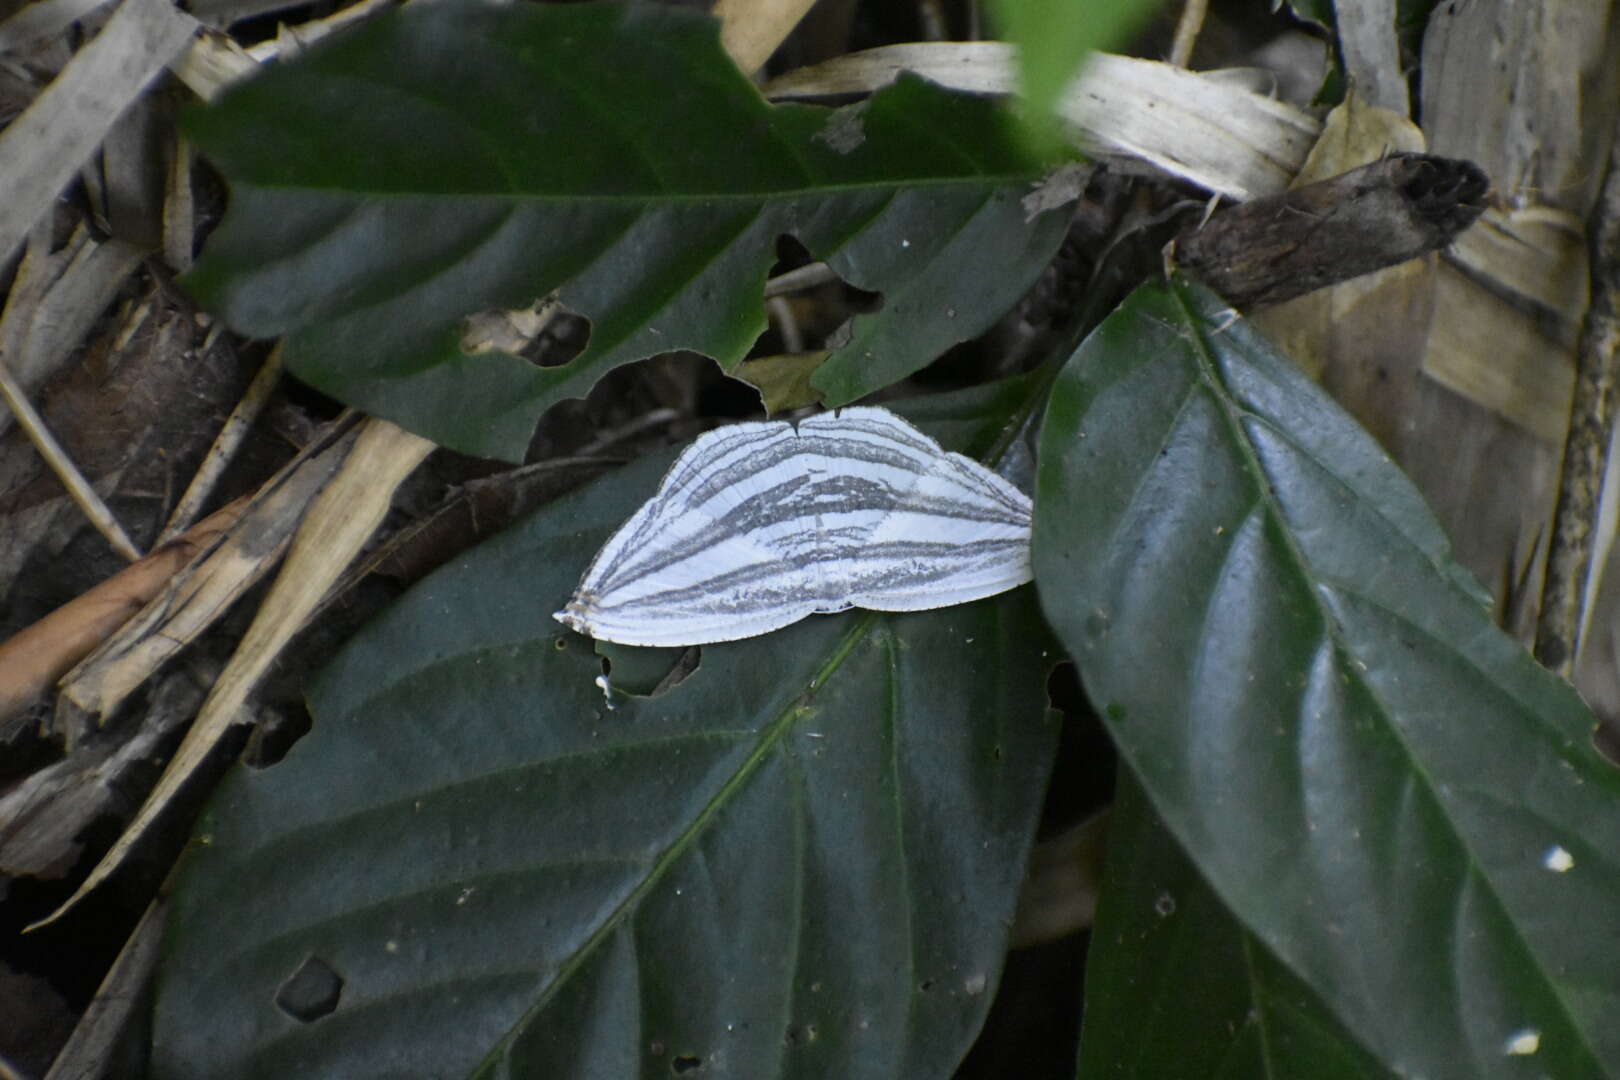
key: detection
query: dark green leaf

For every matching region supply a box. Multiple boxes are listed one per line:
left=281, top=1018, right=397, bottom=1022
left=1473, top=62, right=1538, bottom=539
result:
left=152, top=381, right=1060, bottom=1078
left=183, top=0, right=1072, bottom=460
left=1079, top=766, right=1393, bottom=1078
left=1034, top=278, right=1620, bottom=1077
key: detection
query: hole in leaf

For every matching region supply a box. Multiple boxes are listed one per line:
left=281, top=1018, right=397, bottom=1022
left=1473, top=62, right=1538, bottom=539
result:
left=840, top=281, right=884, bottom=315
left=593, top=642, right=701, bottom=698
left=274, top=954, right=343, bottom=1022
left=243, top=702, right=313, bottom=768
left=459, top=295, right=591, bottom=369
left=768, top=233, right=816, bottom=278
left=756, top=234, right=882, bottom=349
left=1039, top=662, right=1116, bottom=829
left=671, top=1054, right=703, bottom=1074
left=1594, top=720, right=1620, bottom=769
left=741, top=236, right=888, bottom=414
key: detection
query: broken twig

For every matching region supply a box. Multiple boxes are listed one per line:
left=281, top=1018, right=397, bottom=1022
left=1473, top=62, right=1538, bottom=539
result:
left=1535, top=127, right=1620, bottom=674
left=1172, top=152, right=1488, bottom=309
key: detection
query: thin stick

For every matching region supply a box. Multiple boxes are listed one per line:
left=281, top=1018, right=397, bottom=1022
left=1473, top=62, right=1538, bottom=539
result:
left=766, top=296, right=803, bottom=352
left=1535, top=127, right=1620, bottom=676
left=1168, top=0, right=1208, bottom=68
left=158, top=342, right=284, bottom=543
left=764, top=261, right=838, bottom=297
left=0, top=361, right=141, bottom=561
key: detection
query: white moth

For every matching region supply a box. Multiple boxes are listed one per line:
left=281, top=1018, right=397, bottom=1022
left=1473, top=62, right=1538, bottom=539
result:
left=554, top=406, right=1032, bottom=646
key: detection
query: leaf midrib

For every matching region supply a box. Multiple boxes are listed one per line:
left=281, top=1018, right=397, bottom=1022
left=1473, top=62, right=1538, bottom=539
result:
left=477, top=610, right=883, bottom=1071
left=469, top=399, right=1044, bottom=1071
left=1164, top=280, right=1600, bottom=1071
left=238, top=173, right=1043, bottom=203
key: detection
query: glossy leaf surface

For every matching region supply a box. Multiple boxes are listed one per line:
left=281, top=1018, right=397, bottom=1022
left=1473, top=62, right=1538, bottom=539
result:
left=1034, top=278, right=1620, bottom=1078
left=183, top=0, right=1071, bottom=460
left=1078, top=767, right=1392, bottom=1079
left=151, top=383, right=1060, bottom=1078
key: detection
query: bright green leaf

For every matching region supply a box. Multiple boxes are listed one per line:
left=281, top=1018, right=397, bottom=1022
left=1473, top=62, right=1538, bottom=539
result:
left=1079, top=766, right=1394, bottom=1078
left=990, top=0, right=1161, bottom=142
left=152, top=381, right=1060, bottom=1078
left=1034, top=278, right=1620, bottom=1077
left=183, top=0, right=1072, bottom=461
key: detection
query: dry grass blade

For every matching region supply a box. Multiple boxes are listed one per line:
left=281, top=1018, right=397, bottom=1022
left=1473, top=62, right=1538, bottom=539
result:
left=1420, top=208, right=1585, bottom=443
left=162, top=133, right=195, bottom=273
left=713, top=0, right=818, bottom=74
left=0, top=0, right=116, bottom=52
left=0, top=666, right=208, bottom=880
left=167, top=29, right=256, bottom=102
left=29, top=419, right=436, bottom=931
left=56, top=419, right=357, bottom=742
left=0, top=225, right=146, bottom=440
left=764, top=43, right=1321, bottom=200
left=763, top=261, right=839, bottom=297
left=0, top=0, right=197, bottom=265
left=157, top=343, right=285, bottom=543
left=0, top=496, right=246, bottom=726
left=1335, top=0, right=1408, bottom=115
left=1167, top=0, right=1208, bottom=68
left=1405, top=0, right=1618, bottom=641
left=0, top=362, right=142, bottom=562
left=240, top=0, right=399, bottom=63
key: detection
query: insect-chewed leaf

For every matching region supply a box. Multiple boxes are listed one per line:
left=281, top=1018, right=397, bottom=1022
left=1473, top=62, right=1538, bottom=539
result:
left=180, top=2, right=1072, bottom=461
left=555, top=406, right=1032, bottom=646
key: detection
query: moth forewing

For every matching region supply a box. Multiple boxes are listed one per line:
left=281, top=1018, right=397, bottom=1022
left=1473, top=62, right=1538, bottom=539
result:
left=555, top=407, right=1033, bottom=646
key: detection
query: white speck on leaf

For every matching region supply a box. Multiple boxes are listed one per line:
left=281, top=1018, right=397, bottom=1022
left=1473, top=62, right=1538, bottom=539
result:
left=1543, top=845, right=1574, bottom=872
left=1503, top=1029, right=1540, bottom=1055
